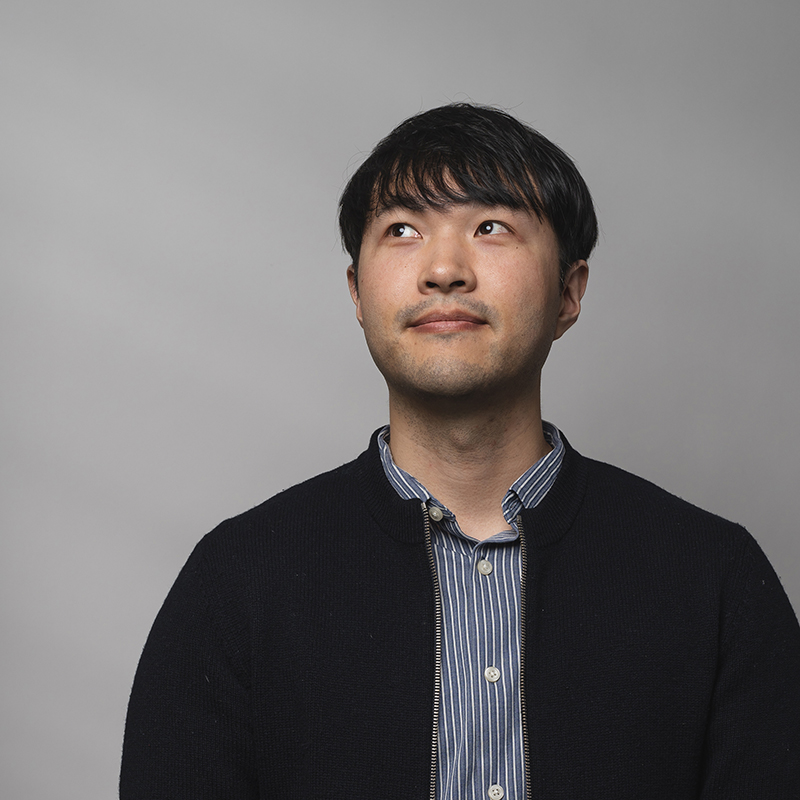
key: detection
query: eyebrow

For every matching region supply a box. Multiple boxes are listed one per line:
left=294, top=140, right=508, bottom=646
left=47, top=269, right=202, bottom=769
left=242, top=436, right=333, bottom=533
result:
left=373, top=199, right=525, bottom=218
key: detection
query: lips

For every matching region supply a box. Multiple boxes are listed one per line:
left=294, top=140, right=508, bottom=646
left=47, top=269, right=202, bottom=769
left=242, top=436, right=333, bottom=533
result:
left=408, top=308, right=487, bottom=331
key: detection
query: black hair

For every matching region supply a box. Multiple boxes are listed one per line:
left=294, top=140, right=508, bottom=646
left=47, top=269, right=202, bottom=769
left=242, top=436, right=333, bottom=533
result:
left=339, top=103, right=598, bottom=286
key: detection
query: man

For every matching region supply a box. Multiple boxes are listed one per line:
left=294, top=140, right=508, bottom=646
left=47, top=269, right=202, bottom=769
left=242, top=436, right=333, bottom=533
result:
left=121, top=104, right=800, bottom=799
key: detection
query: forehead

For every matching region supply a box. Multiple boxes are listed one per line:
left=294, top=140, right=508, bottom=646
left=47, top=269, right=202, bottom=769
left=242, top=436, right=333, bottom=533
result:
left=368, top=162, right=543, bottom=220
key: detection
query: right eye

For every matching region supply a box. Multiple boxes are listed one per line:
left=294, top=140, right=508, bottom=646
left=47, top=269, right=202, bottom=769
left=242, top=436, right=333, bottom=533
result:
left=388, top=223, right=421, bottom=238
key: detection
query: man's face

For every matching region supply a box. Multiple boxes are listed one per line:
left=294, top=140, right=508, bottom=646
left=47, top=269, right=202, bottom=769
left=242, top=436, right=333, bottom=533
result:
left=348, top=202, right=587, bottom=404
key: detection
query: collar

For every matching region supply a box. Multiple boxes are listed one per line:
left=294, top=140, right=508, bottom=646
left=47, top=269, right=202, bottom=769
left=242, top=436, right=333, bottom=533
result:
left=376, top=423, right=565, bottom=525
left=353, top=427, right=588, bottom=548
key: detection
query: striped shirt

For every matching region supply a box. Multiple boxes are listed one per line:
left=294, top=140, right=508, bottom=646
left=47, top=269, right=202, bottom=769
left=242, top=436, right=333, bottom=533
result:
left=377, top=422, right=564, bottom=800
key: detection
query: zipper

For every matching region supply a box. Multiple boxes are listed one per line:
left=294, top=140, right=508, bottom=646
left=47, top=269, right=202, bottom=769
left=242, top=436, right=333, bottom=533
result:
left=518, top=514, right=532, bottom=799
left=422, top=502, right=443, bottom=800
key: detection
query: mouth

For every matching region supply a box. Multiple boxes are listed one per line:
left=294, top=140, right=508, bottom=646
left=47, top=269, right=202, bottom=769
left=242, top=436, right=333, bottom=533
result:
left=408, top=309, right=488, bottom=333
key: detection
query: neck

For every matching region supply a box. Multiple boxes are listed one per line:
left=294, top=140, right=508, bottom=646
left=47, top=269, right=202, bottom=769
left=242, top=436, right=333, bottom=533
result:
left=386, top=387, right=551, bottom=541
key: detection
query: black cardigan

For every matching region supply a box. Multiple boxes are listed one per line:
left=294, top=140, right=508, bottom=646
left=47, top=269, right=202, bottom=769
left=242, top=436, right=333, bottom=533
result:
left=121, top=432, right=800, bottom=798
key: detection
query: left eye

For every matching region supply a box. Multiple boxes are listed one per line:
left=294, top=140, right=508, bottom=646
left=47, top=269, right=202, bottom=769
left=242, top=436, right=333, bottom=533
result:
left=476, top=221, right=510, bottom=236
left=388, top=223, right=420, bottom=238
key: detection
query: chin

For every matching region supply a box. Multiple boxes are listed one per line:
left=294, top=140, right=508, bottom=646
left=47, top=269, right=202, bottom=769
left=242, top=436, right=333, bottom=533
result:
left=387, top=358, right=507, bottom=400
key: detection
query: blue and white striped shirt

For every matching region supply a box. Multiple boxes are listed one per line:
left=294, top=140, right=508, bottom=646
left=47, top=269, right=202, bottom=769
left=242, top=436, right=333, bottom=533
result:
left=378, top=422, right=564, bottom=800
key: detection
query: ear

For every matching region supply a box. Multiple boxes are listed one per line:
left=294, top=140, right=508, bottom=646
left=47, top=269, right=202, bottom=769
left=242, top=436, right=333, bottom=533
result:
left=346, top=265, right=364, bottom=327
left=554, top=260, right=589, bottom=340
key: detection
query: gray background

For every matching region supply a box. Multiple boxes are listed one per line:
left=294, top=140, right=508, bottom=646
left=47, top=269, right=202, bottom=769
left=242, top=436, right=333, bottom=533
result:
left=2, top=0, right=798, bottom=797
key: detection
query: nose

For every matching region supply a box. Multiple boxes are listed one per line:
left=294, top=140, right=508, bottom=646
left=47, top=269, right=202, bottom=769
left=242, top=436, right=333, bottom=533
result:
left=417, top=235, right=477, bottom=294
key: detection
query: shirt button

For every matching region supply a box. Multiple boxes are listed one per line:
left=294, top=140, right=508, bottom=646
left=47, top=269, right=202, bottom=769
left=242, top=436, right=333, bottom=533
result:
left=428, top=504, right=444, bottom=522
left=488, top=785, right=505, bottom=799
left=484, top=666, right=501, bottom=683
left=476, top=559, right=493, bottom=575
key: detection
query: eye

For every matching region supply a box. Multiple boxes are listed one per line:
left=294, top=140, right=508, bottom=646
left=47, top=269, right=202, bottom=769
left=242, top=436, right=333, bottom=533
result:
left=387, top=222, right=421, bottom=238
left=476, top=220, right=510, bottom=236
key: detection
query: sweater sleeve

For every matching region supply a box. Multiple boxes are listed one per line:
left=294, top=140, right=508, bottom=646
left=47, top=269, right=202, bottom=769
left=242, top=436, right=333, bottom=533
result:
left=120, top=540, right=258, bottom=799
left=699, top=532, right=800, bottom=798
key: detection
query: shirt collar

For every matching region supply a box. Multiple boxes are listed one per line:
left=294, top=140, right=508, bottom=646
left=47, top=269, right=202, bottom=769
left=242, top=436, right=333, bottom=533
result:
left=378, top=422, right=565, bottom=525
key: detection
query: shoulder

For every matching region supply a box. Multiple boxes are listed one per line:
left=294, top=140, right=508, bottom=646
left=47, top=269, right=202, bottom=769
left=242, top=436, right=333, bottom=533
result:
left=537, top=437, right=750, bottom=557
left=194, top=451, right=365, bottom=560
left=159, top=453, right=371, bottom=633
left=580, top=453, right=757, bottom=570
left=582, top=454, right=742, bottom=535
left=543, top=442, right=759, bottom=588
left=577, top=454, right=790, bottom=612
left=552, top=448, right=800, bottom=634
left=231, top=454, right=361, bottom=526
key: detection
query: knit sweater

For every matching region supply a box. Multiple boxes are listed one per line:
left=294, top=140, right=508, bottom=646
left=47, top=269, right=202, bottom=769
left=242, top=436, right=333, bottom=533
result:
left=120, top=432, right=800, bottom=799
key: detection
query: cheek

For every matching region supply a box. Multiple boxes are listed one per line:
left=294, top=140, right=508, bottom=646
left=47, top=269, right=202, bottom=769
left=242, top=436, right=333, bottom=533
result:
left=492, top=268, right=551, bottom=308
left=358, top=272, right=409, bottom=320
left=356, top=292, right=394, bottom=339
left=503, top=279, right=563, bottom=334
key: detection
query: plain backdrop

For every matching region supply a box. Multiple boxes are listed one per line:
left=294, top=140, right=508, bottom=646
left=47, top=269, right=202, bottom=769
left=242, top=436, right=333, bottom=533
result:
left=2, top=0, right=798, bottom=797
